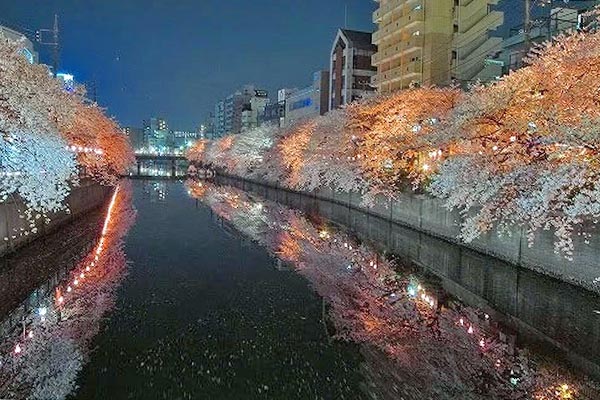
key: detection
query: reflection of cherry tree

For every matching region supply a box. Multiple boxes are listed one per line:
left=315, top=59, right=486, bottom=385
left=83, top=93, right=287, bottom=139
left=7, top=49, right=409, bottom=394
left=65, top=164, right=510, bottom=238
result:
left=186, top=180, right=588, bottom=399
left=0, top=183, right=135, bottom=400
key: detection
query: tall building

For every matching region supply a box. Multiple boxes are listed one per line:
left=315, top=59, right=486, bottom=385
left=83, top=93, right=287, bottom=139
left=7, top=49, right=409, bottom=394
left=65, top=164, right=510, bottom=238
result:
left=371, top=0, right=503, bottom=92
left=144, top=117, right=169, bottom=151
left=213, top=85, right=269, bottom=136
left=241, top=90, right=270, bottom=132
left=0, top=25, right=39, bottom=64
left=329, top=29, right=377, bottom=109
left=200, top=113, right=215, bottom=139
left=123, top=127, right=144, bottom=151
left=284, top=70, right=330, bottom=127
left=214, top=101, right=226, bottom=138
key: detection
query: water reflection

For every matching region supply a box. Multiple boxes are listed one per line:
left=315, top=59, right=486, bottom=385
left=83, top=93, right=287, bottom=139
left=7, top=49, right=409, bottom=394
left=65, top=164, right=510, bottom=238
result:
left=0, top=183, right=135, bottom=400
left=186, top=179, right=594, bottom=400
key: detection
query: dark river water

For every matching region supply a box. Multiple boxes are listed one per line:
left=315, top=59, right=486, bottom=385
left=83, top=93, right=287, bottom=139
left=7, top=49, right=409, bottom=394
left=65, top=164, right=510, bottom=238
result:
left=73, top=181, right=367, bottom=400
left=1, top=179, right=599, bottom=400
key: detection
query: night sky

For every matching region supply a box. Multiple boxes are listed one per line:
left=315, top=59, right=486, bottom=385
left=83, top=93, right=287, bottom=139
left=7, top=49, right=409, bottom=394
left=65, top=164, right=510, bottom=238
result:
left=2, top=1, right=529, bottom=130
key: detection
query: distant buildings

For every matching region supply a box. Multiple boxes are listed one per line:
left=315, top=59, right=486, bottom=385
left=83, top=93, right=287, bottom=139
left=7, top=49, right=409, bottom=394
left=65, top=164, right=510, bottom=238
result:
left=259, top=100, right=286, bottom=127
left=171, top=130, right=199, bottom=150
left=199, top=114, right=215, bottom=139
left=486, top=2, right=599, bottom=77
left=213, top=85, right=270, bottom=137
left=56, top=72, right=75, bottom=92
left=123, top=127, right=144, bottom=150
left=329, top=29, right=377, bottom=109
left=241, top=90, right=270, bottom=132
left=283, top=70, right=330, bottom=127
left=144, top=117, right=169, bottom=151
left=371, top=0, right=503, bottom=92
left=0, top=25, right=39, bottom=64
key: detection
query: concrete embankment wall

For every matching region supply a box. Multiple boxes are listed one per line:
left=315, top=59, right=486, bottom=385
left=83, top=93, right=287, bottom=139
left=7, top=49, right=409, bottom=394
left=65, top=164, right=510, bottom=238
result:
left=216, top=173, right=600, bottom=380
left=218, top=174, right=600, bottom=294
left=0, top=181, right=112, bottom=257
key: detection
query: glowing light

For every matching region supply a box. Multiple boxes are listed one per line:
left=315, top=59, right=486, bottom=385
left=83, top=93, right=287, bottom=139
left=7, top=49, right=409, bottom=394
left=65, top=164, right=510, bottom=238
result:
left=479, top=338, right=485, bottom=348
left=38, top=307, right=47, bottom=317
left=57, top=296, right=64, bottom=304
left=422, top=164, right=430, bottom=171
left=74, top=279, right=79, bottom=286
left=468, top=325, right=474, bottom=334
left=14, top=344, right=22, bottom=354
left=459, top=318, right=464, bottom=326
left=27, top=331, right=34, bottom=339
left=67, top=286, right=72, bottom=292
left=319, top=230, right=330, bottom=239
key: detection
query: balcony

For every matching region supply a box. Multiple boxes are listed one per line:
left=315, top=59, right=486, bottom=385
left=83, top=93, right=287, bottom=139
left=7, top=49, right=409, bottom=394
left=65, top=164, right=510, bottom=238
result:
left=372, top=7, right=424, bottom=44
left=378, top=61, right=421, bottom=83
left=454, top=36, right=503, bottom=80
left=454, top=10, right=504, bottom=49
left=372, top=35, right=423, bottom=66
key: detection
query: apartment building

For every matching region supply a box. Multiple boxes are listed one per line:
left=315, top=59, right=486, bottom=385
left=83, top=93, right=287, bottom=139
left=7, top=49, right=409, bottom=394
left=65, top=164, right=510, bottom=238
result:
left=371, top=0, right=503, bottom=92
left=329, top=29, right=377, bottom=109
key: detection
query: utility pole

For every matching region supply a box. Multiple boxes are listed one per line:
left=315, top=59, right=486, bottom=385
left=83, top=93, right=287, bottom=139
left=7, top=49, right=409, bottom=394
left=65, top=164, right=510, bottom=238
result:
left=524, top=0, right=531, bottom=48
left=35, top=14, right=60, bottom=76
left=52, top=14, right=60, bottom=75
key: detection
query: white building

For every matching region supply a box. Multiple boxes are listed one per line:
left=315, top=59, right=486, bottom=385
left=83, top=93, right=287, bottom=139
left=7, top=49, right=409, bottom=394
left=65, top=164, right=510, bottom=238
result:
left=0, top=25, right=39, bottom=64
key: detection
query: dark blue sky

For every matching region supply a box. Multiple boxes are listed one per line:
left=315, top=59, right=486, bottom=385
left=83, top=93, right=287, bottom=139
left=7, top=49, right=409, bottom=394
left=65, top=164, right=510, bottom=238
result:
left=3, top=1, right=527, bottom=130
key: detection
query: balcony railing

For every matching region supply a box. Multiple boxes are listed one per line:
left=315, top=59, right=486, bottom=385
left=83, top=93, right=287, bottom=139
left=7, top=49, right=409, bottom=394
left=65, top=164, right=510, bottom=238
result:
left=373, top=8, right=424, bottom=44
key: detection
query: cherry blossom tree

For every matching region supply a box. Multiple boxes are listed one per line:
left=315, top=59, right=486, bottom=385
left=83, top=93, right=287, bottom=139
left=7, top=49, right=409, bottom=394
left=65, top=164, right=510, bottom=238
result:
left=430, top=29, right=600, bottom=256
left=0, top=35, right=133, bottom=217
left=0, top=37, right=77, bottom=213
left=347, top=87, right=461, bottom=196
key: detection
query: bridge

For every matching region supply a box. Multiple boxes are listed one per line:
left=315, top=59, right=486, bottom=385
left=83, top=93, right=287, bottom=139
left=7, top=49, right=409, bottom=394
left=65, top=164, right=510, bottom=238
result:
left=133, top=153, right=188, bottom=178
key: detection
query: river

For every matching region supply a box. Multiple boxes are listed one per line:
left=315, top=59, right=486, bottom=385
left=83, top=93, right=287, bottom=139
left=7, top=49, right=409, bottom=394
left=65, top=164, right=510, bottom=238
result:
left=0, top=179, right=598, bottom=399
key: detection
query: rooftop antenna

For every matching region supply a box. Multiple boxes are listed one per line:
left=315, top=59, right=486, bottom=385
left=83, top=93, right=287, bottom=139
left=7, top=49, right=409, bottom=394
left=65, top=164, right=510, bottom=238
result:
left=344, top=4, right=348, bottom=29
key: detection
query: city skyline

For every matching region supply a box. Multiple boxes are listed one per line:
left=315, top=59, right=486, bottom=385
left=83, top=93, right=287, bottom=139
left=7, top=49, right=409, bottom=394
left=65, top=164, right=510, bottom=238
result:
left=2, top=0, right=377, bottom=130
left=2, top=1, right=531, bottom=131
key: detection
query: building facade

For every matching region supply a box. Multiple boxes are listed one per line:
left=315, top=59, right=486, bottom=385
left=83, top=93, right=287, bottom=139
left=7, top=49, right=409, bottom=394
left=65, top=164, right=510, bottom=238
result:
left=371, top=0, right=503, bottom=92
left=144, top=117, right=169, bottom=151
left=259, top=101, right=286, bottom=127
left=123, top=127, right=144, bottom=151
left=214, top=101, right=226, bottom=138
left=0, top=25, right=39, bottom=64
left=284, top=70, right=330, bottom=127
left=329, top=29, right=377, bottom=109
left=490, top=2, right=599, bottom=75
left=241, top=90, right=270, bottom=132
left=171, top=131, right=198, bottom=150
left=213, top=85, right=269, bottom=136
